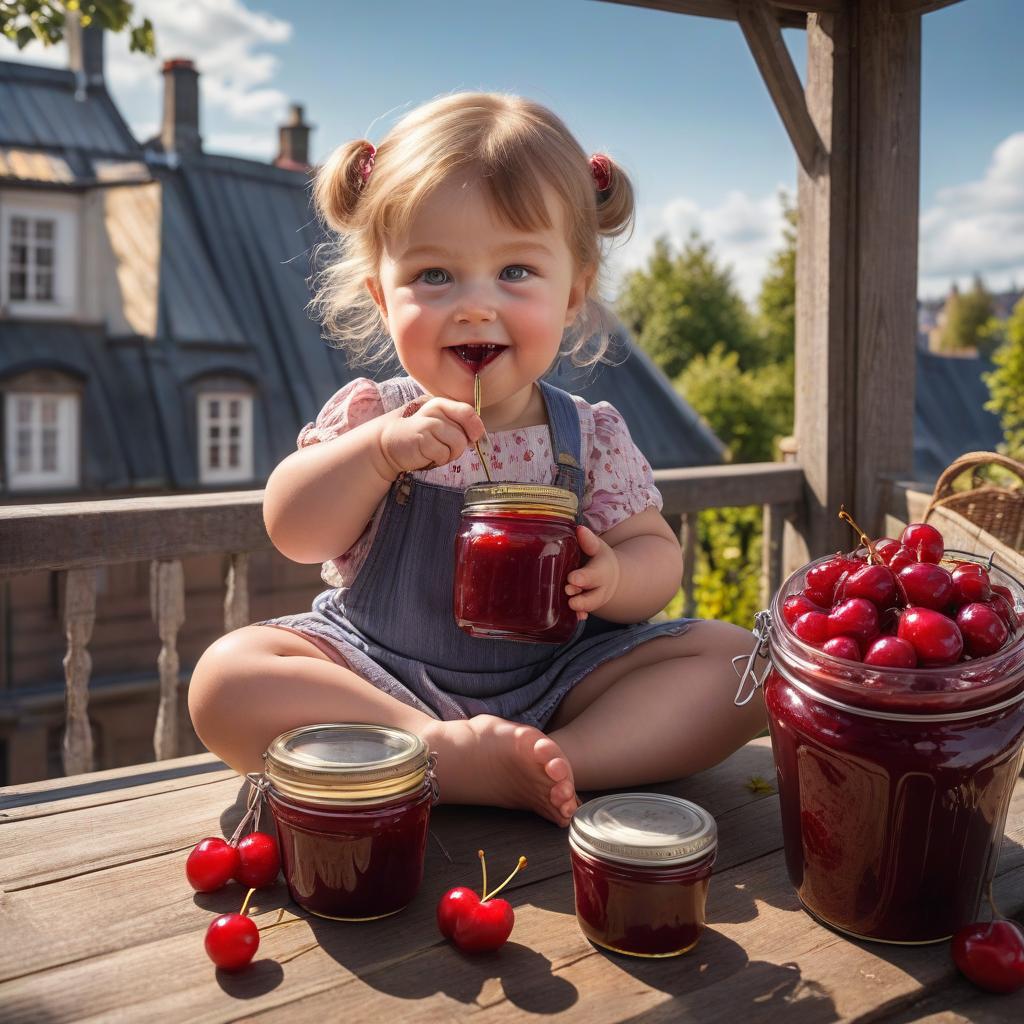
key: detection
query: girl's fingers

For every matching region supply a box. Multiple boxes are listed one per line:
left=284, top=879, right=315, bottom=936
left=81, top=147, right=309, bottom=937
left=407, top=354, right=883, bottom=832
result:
left=430, top=399, right=485, bottom=442
left=420, top=435, right=453, bottom=467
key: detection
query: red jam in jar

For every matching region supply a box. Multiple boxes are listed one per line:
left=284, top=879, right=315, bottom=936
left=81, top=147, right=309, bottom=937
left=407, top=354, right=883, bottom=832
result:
left=760, top=552, right=1024, bottom=944
left=569, top=793, right=717, bottom=957
left=263, top=724, right=436, bottom=920
left=454, top=482, right=581, bottom=644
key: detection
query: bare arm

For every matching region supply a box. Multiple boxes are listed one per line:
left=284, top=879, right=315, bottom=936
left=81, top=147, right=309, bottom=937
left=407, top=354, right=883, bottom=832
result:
left=264, top=396, right=485, bottom=565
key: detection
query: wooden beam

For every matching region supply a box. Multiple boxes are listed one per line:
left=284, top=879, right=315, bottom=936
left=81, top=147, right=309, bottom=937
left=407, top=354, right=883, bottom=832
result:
left=788, top=1, right=921, bottom=572
left=596, top=0, right=809, bottom=29
left=738, top=0, right=825, bottom=175
left=892, top=0, right=963, bottom=14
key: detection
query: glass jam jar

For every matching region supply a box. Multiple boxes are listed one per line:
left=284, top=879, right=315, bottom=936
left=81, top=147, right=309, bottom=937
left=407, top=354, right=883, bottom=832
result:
left=454, top=482, right=581, bottom=644
left=569, top=793, right=718, bottom=957
left=263, top=724, right=436, bottom=921
left=751, top=551, right=1024, bottom=944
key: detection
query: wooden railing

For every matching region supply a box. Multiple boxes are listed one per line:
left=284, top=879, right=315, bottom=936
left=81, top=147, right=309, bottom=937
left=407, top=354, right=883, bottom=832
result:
left=0, top=462, right=806, bottom=776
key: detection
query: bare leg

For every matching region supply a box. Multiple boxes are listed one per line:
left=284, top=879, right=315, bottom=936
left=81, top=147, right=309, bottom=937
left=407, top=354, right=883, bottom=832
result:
left=548, top=620, right=767, bottom=791
left=188, top=625, right=577, bottom=825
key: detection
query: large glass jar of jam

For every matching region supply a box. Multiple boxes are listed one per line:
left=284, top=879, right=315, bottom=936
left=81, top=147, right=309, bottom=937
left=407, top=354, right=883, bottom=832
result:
left=753, top=552, right=1024, bottom=944
left=569, top=793, right=718, bottom=957
left=454, top=482, right=581, bottom=644
left=263, top=724, right=436, bottom=921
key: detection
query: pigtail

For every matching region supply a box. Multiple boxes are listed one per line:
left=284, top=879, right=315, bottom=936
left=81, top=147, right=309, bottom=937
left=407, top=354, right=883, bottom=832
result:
left=313, top=139, right=376, bottom=232
left=592, top=154, right=636, bottom=242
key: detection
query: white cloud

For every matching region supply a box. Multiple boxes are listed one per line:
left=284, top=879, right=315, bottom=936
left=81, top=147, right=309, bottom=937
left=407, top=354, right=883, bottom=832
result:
left=919, top=132, right=1024, bottom=298
left=604, top=187, right=792, bottom=306
left=0, top=0, right=293, bottom=157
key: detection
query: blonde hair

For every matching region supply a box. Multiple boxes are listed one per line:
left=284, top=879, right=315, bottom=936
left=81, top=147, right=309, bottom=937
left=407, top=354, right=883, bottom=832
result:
left=308, top=92, right=635, bottom=369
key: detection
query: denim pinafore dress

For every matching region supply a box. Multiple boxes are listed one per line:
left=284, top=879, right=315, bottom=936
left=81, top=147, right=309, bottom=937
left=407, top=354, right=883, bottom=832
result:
left=262, top=376, right=692, bottom=728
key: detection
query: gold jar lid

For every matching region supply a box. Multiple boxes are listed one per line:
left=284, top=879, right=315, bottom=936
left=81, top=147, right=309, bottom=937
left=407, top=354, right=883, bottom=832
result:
left=462, top=482, right=578, bottom=520
left=263, top=724, right=430, bottom=806
left=569, top=793, right=717, bottom=866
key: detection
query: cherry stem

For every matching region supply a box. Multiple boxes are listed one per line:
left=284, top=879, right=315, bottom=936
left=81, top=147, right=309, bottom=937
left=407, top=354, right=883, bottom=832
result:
left=477, top=848, right=488, bottom=901
left=482, top=855, right=528, bottom=902
left=227, top=777, right=265, bottom=845
left=988, top=879, right=1006, bottom=922
left=239, top=887, right=257, bottom=917
left=838, top=505, right=880, bottom=565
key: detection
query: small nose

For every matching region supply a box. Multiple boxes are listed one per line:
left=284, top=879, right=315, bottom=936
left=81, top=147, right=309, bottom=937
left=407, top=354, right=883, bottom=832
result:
left=454, top=286, right=496, bottom=325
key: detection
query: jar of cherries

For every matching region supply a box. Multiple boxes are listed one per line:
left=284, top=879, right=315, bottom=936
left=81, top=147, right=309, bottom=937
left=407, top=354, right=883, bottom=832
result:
left=743, top=520, right=1024, bottom=944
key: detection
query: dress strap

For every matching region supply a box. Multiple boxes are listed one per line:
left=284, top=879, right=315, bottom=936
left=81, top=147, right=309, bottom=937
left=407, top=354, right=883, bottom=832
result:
left=536, top=379, right=585, bottom=516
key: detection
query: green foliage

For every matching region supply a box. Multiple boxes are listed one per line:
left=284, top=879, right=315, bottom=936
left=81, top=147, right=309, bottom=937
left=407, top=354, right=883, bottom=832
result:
left=755, top=192, right=797, bottom=367
left=691, top=505, right=763, bottom=627
left=983, top=295, right=1024, bottom=460
left=935, top=276, right=996, bottom=353
left=0, top=1, right=155, bottom=55
left=617, top=233, right=759, bottom=379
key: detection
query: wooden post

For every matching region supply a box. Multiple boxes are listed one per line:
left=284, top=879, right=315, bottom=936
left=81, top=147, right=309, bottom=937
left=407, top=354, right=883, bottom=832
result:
left=150, top=559, right=185, bottom=760
left=224, top=552, right=250, bottom=632
left=62, top=568, right=97, bottom=775
left=788, top=1, right=921, bottom=574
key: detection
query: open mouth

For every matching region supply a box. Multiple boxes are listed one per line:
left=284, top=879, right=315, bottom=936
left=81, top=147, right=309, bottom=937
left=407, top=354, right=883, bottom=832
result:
left=447, top=343, right=507, bottom=370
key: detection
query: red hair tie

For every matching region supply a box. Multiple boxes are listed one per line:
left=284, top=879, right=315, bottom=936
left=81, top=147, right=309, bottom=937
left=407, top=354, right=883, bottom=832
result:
left=589, top=153, right=612, bottom=193
left=358, top=142, right=376, bottom=186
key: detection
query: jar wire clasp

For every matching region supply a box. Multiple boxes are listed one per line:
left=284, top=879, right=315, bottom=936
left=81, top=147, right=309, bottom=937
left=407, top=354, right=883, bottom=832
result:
left=733, top=609, right=772, bottom=706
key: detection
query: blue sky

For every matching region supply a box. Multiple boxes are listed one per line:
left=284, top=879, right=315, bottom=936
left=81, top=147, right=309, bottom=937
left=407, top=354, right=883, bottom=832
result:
left=2, top=0, right=1020, bottom=302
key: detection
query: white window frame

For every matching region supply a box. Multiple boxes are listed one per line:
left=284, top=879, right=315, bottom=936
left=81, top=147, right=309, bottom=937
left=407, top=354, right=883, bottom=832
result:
left=4, top=391, right=80, bottom=490
left=198, top=392, right=254, bottom=485
left=0, top=193, right=80, bottom=318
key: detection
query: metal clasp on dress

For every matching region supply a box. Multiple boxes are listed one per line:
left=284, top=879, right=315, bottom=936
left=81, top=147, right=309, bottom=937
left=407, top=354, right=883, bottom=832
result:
left=733, top=609, right=772, bottom=707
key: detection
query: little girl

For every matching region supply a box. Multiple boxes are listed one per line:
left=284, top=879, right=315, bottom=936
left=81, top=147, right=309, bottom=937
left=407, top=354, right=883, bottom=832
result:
left=188, top=92, right=765, bottom=826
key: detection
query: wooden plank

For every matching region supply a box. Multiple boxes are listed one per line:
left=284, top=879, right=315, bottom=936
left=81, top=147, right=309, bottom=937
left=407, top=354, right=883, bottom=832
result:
left=892, top=0, right=963, bottom=14
left=0, top=491, right=271, bottom=577
left=738, top=0, right=825, bottom=175
left=655, top=463, right=804, bottom=513
left=598, top=0, right=810, bottom=28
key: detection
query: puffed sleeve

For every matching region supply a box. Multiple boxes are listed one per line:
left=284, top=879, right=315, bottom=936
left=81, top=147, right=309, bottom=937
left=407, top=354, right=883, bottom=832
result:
left=582, top=401, right=663, bottom=535
left=296, top=377, right=384, bottom=449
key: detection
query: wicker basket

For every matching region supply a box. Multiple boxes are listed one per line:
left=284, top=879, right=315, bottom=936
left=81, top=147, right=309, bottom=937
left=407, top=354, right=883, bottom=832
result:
left=923, top=451, right=1024, bottom=579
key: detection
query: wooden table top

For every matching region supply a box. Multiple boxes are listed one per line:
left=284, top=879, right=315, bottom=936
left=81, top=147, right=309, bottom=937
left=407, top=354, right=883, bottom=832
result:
left=2, top=738, right=1022, bottom=1022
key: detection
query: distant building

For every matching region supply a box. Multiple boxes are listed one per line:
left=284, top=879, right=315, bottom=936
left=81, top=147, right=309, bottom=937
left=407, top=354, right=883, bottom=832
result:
left=0, top=23, right=723, bottom=784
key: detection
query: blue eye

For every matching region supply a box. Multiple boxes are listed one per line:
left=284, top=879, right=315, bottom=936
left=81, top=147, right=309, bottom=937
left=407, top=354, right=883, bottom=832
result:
left=419, top=268, right=449, bottom=285
left=501, top=266, right=531, bottom=282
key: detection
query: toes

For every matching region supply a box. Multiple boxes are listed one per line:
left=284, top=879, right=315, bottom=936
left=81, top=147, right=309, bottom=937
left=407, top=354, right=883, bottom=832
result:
left=543, top=755, right=571, bottom=784
left=550, top=777, right=575, bottom=806
left=560, top=798, right=578, bottom=820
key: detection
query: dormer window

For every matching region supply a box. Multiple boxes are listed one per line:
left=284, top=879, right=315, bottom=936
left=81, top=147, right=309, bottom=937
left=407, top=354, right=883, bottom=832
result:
left=198, top=392, right=254, bottom=484
left=3, top=390, right=81, bottom=490
left=0, top=194, right=79, bottom=317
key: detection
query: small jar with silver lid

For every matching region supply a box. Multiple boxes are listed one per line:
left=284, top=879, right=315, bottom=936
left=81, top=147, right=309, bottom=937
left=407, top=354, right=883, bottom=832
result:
left=569, top=793, right=718, bottom=957
left=263, top=724, right=437, bottom=921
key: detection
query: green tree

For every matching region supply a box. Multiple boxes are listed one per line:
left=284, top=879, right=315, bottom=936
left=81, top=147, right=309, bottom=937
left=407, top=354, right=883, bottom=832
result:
left=1, top=1, right=154, bottom=54
left=984, top=296, right=1024, bottom=460
left=756, top=192, right=797, bottom=367
left=935, top=275, right=996, bottom=353
left=617, top=232, right=758, bottom=379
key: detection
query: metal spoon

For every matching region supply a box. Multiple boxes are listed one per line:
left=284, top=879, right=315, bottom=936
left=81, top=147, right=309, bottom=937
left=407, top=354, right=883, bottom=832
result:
left=474, top=373, right=492, bottom=483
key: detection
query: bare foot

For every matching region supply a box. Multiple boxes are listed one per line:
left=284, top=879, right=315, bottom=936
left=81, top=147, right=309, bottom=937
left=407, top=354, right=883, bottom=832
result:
left=422, top=715, right=578, bottom=826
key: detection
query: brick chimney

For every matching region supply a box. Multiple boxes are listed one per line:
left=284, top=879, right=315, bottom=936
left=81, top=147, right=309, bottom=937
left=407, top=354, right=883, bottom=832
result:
left=275, top=104, right=312, bottom=171
left=160, top=58, right=202, bottom=156
left=66, top=12, right=104, bottom=88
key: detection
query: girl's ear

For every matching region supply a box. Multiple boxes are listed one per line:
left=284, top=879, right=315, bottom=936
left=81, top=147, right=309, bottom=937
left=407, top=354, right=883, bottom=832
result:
left=366, top=277, right=389, bottom=324
left=564, top=265, right=595, bottom=327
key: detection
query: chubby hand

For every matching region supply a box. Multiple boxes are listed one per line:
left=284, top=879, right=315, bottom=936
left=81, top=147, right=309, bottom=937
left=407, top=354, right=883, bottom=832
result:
left=565, top=525, right=620, bottom=621
left=378, top=396, right=485, bottom=477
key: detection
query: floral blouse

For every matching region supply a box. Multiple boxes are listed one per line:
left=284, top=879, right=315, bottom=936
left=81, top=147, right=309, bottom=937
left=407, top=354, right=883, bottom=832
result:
left=296, top=377, right=664, bottom=588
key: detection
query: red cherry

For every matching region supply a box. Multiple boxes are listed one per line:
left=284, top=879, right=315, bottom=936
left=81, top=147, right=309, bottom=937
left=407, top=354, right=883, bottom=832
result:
left=956, top=602, right=1009, bottom=657
left=951, top=564, right=992, bottom=604
left=453, top=896, right=515, bottom=953
left=897, top=562, right=954, bottom=611
left=186, top=837, right=240, bottom=892
left=900, top=522, right=945, bottom=564
left=864, top=635, right=918, bottom=668
left=804, top=556, right=856, bottom=607
left=821, top=636, right=861, bottom=661
left=992, top=585, right=1022, bottom=629
left=783, top=593, right=825, bottom=627
left=839, top=564, right=898, bottom=610
left=897, top=607, right=963, bottom=666
left=873, top=538, right=902, bottom=565
left=205, top=911, right=260, bottom=971
left=952, top=919, right=1024, bottom=994
left=437, top=886, right=479, bottom=938
left=827, top=598, right=879, bottom=643
left=990, top=593, right=1019, bottom=632
left=235, top=832, right=281, bottom=888
left=793, top=610, right=831, bottom=645
left=888, top=546, right=917, bottom=573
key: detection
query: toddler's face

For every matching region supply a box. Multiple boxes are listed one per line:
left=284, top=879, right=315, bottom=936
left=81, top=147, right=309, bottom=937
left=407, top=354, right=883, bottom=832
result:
left=366, top=176, right=591, bottom=430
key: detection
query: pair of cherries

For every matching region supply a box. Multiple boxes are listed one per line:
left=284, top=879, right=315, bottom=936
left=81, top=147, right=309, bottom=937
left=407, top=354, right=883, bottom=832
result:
left=783, top=515, right=1021, bottom=667
left=186, top=832, right=281, bottom=892
left=437, top=849, right=527, bottom=952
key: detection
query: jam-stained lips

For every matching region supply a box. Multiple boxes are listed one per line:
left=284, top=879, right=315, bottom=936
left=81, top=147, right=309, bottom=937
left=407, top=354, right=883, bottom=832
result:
left=447, top=343, right=507, bottom=370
